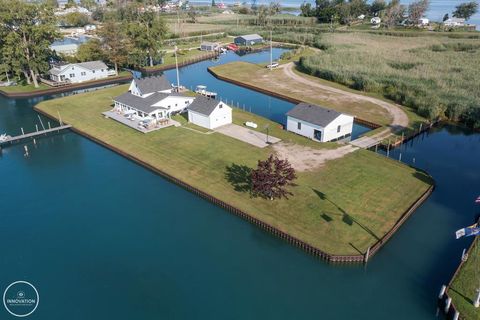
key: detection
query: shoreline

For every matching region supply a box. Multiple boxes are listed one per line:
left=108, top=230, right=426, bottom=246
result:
left=34, top=105, right=434, bottom=264
left=0, top=74, right=133, bottom=98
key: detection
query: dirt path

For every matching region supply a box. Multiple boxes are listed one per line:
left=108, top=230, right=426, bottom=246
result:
left=273, top=142, right=358, bottom=171
left=281, top=63, right=409, bottom=147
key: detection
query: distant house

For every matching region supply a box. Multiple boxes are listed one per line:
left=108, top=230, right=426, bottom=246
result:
left=370, top=17, right=381, bottom=25
left=286, top=103, right=354, bottom=142
left=200, top=42, right=220, bottom=51
left=85, top=24, right=97, bottom=32
left=188, top=96, right=232, bottom=129
left=234, top=34, right=264, bottom=46
left=418, top=18, right=429, bottom=25
left=114, top=75, right=194, bottom=120
left=444, top=18, right=466, bottom=27
left=50, top=36, right=93, bottom=55
left=48, top=61, right=115, bottom=84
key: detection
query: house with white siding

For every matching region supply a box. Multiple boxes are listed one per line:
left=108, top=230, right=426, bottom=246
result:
left=286, top=103, right=354, bottom=142
left=113, top=75, right=194, bottom=121
left=48, top=61, right=115, bottom=84
left=187, top=96, right=232, bottom=129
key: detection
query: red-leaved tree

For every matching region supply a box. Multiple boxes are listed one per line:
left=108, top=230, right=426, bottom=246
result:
left=251, top=154, right=297, bottom=200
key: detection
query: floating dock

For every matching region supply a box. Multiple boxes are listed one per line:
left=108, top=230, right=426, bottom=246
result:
left=0, top=125, right=72, bottom=147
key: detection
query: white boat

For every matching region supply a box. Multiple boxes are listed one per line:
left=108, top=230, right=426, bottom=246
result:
left=195, top=85, right=217, bottom=98
left=0, top=133, right=11, bottom=142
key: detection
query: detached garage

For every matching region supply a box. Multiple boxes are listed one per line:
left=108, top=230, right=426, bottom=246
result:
left=188, top=96, right=232, bottom=130
left=286, top=103, right=354, bottom=142
left=234, top=34, right=264, bottom=46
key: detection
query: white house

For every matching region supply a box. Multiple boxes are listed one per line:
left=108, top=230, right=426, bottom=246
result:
left=444, top=18, right=466, bottom=27
left=187, top=96, right=232, bottom=130
left=370, top=17, right=381, bottom=25
left=286, top=103, right=354, bottom=142
left=48, top=61, right=115, bottom=84
left=113, top=75, right=194, bottom=121
left=200, top=42, right=220, bottom=51
left=418, top=17, right=429, bottom=25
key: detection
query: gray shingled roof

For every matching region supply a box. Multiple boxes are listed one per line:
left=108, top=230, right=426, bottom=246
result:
left=188, top=96, right=222, bottom=116
left=237, top=34, right=263, bottom=41
left=286, top=102, right=343, bottom=127
left=134, top=75, right=172, bottom=95
left=113, top=92, right=170, bottom=113
left=76, top=60, right=108, bottom=71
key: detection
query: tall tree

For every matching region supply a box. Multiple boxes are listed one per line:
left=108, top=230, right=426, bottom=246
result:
left=125, top=10, right=167, bottom=67
left=251, top=155, right=297, bottom=200
left=408, top=0, right=429, bottom=24
left=453, top=1, right=478, bottom=20
left=99, top=21, right=128, bottom=74
left=76, top=39, right=105, bottom=62
left=300, top=2, right=314, bottom=17
left=370, top=0, right=386, bottom=15
left=383, top=0, right=405, bottom=28
left=268, top=1, right=281, bottom=15
left=442, top=13, right=449, bottom=21
left=0, top=0, right=59, bottom=87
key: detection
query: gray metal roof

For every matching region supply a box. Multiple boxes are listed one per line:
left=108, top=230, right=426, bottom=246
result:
left=286, top=103, right=343, bottom=127
left=201, top=41, right=219, bottom=46
left=188, top=96, right=222, bottom=116
left=237, top=34, right=263, bottom=41
left=113, top=92, right=170, bottom=113
left=134, top=75, right=172, bottom=95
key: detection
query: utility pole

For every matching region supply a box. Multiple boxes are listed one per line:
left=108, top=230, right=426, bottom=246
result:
left=174, top=45, right=180, bottom=92
left=270, top=29, right=273, bottom=70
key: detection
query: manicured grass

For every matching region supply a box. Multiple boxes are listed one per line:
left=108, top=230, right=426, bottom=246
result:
left=210, top=61, right=394, bottom=126
left=35, top=85, right=433, bottom=255
left=448, top=239, right=480, bottom=320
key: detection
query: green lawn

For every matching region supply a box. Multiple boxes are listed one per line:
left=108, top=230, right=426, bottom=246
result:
left=448, top=239, right=480, bottom=320
left=209, top=61, right=395, bottom=126
left=35, top=85, right=433, bottom=256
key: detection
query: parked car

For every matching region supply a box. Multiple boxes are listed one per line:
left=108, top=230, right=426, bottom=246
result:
left=266, top=62, right=279, bottom=69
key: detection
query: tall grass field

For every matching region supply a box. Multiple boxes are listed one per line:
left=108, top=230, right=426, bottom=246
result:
left=299, top=32, right=480, bottom=128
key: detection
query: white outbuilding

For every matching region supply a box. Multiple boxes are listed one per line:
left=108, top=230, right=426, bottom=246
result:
left=188, top=96, right=232, bottom=130
left=286, top=103, right=354, bottom=142
left=370, top=17, right=381, bottom=25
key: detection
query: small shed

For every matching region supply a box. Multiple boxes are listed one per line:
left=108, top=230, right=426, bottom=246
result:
left=234, top=34, right=263, bottom=46
left=286, top=103, right=354, bottom=142
left=188, top=96, right=232, bottom=130
left=418, top=18, right=429, bottom=25
left=370, top=17, right=381, bottom=25
left=200, top=42, right=220, bottom=51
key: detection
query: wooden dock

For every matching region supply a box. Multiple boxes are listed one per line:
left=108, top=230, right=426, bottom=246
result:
left=0, top=125, right=72, bottom=147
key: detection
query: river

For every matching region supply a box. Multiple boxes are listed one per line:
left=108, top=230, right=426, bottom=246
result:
left=1, top=49, right=479, bottom=319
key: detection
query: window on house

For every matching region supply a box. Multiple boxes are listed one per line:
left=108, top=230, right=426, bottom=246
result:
left=92, top=70, right=95, bottom=73
left=297, top=122, right=301, bottom=130
left=69, top=74, right=75, bottom=78
left=219, top=104, right=223, bottom=108
left=337, top=125, right=341, bottom=133
left=101, top=69, right=104, bottom=72
left=71, top=67, right=74, bottom=70
left=81, top=72, right=86, bottom=76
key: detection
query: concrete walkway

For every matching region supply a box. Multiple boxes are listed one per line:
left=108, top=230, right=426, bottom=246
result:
left=215, top=124, right=281, bottom=148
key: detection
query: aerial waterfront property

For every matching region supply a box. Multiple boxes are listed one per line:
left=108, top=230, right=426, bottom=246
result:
left=1, top=0, right=480, bottom=318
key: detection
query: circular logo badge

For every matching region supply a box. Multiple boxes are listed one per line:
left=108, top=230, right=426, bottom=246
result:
left=3, top=281, right=39, bottom=317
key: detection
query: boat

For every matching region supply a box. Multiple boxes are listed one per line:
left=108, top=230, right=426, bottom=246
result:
left=0, top=134, right=11, bottom=142
left=226, top=43, right=239, bottom=51
left=195, top=85, right=217, bottom=98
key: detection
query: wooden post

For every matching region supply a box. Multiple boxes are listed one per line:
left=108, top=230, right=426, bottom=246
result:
left=419, top=123, right=423, bottom=134
left=474, top=289, right=480, bottom=308
left=35, top=124, right=39, bottom=132
left=399, top=153, right=402, bottom=162
left=21, top=127, right=24, bottom=135
left=438, top=285, right=446, bottom=299
left=364, top=246, right=370, bottom=263
left=445, top=297, right=452, bottom=313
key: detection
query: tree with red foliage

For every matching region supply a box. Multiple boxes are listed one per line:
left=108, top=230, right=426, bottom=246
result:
left=251, top=154, right=297, bottom=200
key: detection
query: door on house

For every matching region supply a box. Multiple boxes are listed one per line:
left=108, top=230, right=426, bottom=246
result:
left=314, top=129, right=322, bottom=141
left=60, top=75, right=65, bottom=82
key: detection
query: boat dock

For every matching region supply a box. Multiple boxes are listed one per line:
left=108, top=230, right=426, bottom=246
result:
left=0, top=125, right=72, bottom=147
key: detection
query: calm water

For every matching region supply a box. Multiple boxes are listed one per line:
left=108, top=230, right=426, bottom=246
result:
left=1, top=50, right=480, bottom=319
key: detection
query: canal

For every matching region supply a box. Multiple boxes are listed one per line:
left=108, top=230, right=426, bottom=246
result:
left=0, top=50, right=479, bottom=319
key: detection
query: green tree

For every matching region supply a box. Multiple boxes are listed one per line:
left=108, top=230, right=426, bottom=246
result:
left=76, top=39, right=105, bottom=62
left=80, top=0, right=96, bottom=10
left=370, top=0, right=386, bottom=15
left=99, top=21, right=128, bottom=74
left=211, top=0, right=215, bottom=6
left=300, top=2, right=314, bottom=16
left=268, top=1, right=281, bottom=15
left=0, top=0, right=59, bottom=87
left=63, top=12, right=90, bottom=26
left=453, top=1, right=478, bottom=20
left=383, top=0, right=405, bottom=28
left=187, top=7, right=197, bottom=23
left=443, top=13, right=449, bottom=21
left=64, top=0, right=77, bottom=8
left=125, top=11, right=167, bottom=67
left=407, top=0, right=429, bottom=24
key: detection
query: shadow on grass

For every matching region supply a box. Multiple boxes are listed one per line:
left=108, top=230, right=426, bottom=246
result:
left=449, top=287, right=474, bottom=305
left=412, top=170, right=434, bottom=185
left=225, top=163, right=252, bottom=193
left=312, top=189, right=380, bottom=241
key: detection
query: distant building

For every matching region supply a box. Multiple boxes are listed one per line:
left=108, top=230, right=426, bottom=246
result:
left=234, top=34, right=264, bottom=46
left=370, top=17, right=381, bottom=25
left=200, top=42, right=220, bottom=51
left=418, top=18, right=429, bottom=25
left=444, top=18, right=466, bottom=27
left=188, top=96, right=232, bottom=130
left=357, top=14, right=365, bottom=20
left=48, top=61, right=115, bottom=84
left=286, top=103, right=354, bottom=142
left=50, top=36, right=93, bottom=55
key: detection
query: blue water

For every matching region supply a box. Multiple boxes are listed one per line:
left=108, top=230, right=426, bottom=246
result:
left=1, top=50, right=480, bottom=319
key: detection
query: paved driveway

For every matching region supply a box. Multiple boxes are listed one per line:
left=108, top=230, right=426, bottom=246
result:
left=215, top=124, right=281, bottom=148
